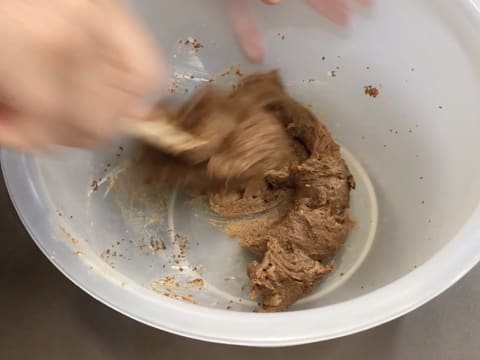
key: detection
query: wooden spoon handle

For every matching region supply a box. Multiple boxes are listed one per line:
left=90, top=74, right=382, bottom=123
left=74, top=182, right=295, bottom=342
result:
left=123, top=113, right=207, bottom=155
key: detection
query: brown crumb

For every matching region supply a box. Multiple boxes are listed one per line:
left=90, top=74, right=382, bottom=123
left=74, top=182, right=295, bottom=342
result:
left=192, top=39, right=204, bottom=51
left=220, top=67, right=232, bottom=77
left=149, top=238, right=164, bottom=254
left=189, top=278, right=205, bottom=288
left=90, top=180, right=99, bottom=192
left=363, top=85, right=380, bottom=98
left=169, top=80, right=180, bottom=93
left=181, top=37, right=204, bottom=52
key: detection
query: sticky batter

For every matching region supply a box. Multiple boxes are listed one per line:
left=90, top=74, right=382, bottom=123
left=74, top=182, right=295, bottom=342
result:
left=143, top=71, right=355, bottom=311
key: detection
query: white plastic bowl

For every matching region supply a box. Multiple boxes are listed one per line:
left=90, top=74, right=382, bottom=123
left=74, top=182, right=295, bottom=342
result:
left=3, top=0, right=480, bottom=347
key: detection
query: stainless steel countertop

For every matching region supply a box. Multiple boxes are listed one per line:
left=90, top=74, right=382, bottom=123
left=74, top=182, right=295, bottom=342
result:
left=1, top=175, right=478, bottom=360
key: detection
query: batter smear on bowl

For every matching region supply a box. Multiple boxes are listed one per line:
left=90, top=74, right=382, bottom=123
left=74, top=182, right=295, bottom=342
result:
left=143, top=71, right=355, bottom=311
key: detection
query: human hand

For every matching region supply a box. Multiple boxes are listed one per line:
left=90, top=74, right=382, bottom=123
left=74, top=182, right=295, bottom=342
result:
left=0, top=0, right=165, bottom=150
left=228, top=0, right=374, bottom=62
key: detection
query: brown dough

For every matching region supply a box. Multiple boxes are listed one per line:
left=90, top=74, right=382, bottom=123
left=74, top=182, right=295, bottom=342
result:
left=143, top=71, right=355, bottom=312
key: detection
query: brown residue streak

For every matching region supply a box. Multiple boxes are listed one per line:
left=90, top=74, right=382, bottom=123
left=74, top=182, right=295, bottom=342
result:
left=162, top=291, right=196, bottom=304
left=59, top=226, right=79, bottom=245
left=152, top=280, right=196, bottom=304
left=364, top=85, right=380, bottom=98
left=152, top=277, right=177, bottom=287
left=171, top=293, right=196, bottom=304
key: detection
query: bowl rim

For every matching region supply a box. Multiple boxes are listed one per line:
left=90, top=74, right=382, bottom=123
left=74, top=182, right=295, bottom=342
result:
left=3, top=146, right=480, bottom=347
left=4, top=0, right=480, bottom=345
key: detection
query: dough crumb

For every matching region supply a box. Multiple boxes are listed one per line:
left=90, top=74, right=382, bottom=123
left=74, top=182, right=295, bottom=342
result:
left=364, top=85, right=380, bottom=98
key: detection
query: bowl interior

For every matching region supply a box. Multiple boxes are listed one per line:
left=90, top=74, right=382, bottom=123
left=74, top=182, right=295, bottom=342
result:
left=3, top=0, right=480, bottom=344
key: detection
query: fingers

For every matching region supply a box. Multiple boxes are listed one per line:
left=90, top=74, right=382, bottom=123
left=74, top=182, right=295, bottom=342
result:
left=0, top=122, right=34, bottom=150
left=99, top=3, right=165, bottom=98
left=66, top=74, right=133, bottom=143
left=308, top=0, right=374, bottom=25
left=0, top=0, right=165, bottom=151
left=227, top=0, right=265, bottom=63
left=356, top=0, right=375, bottom=5
left=233, top=0, right=374, bottom=62
left=308, top=0, right=350, bottom=25
left=0, top=112, right=48, bottom=151
left=63, top=1, right=165, bottom=143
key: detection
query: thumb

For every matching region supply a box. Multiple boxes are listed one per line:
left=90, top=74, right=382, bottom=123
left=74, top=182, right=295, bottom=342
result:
left=227, top=0, right=265, bottom=63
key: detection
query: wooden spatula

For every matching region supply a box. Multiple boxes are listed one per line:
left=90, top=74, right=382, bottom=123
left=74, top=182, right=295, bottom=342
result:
left=123, top=110, right=208, bottom=160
